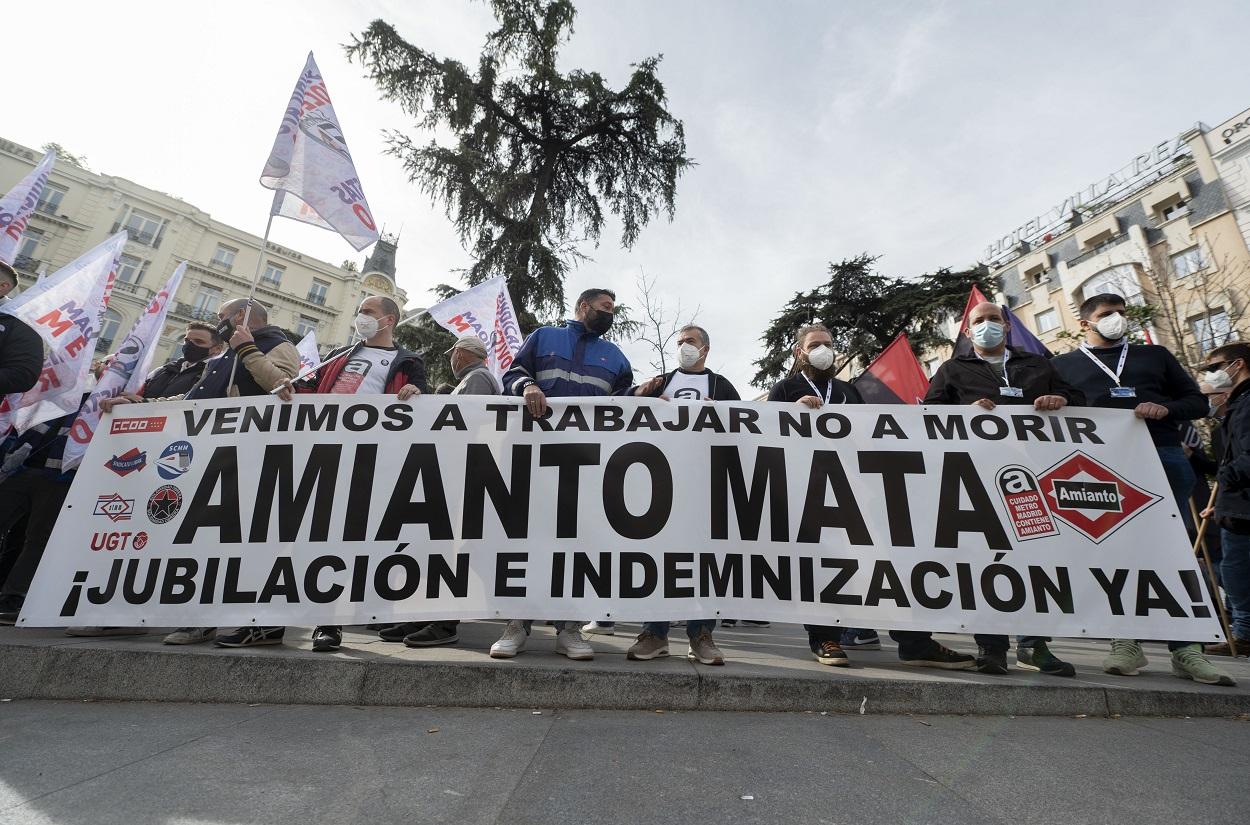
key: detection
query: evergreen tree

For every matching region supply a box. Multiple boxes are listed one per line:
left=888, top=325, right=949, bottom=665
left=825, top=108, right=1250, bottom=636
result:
left=348, top=1, right=693, bottom=326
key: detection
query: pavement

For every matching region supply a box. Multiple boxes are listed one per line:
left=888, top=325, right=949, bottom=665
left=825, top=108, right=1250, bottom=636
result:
left=2, top=621, right=1249, bottom=718
left=0, top=699, right=1246, bottom=825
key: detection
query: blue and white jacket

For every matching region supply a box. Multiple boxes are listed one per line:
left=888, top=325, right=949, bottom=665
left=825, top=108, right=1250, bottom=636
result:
left=503, top=320, right=634, bottom=398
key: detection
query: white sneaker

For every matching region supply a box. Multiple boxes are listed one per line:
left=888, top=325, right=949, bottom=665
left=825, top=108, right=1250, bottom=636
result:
left=581, top=621, right=614, bottom=636
left=556, top=628, right=595, bottom=660
left=163, top=627, right=217, bottom=645
left=490, top=620, right=529, bottom=659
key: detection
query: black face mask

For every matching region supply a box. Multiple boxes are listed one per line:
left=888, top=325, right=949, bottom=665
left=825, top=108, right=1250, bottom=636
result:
left=182, top=342, right=210, bottom=363
left=585, top=308, right=614, bottom=335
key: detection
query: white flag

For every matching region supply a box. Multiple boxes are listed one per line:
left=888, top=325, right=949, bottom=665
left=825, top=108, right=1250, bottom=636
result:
left=295, top=330, right=319, bottom=373
left=0, top=232, right=125, bottom=433
left=61, top=262, right=187, bottom=470
left=0, top=150, right=56, bottom=265
left=426, top=276, right=524, bottom=378
left=260, top=52, right=379, bottom=251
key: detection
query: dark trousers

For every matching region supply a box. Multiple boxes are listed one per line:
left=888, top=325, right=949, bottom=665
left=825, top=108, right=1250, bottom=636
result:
left=805, top=624, right=841, bottom=650
left=0, top=473, right=71, bottom=599
left=889, top=630, right=1048, bottom=657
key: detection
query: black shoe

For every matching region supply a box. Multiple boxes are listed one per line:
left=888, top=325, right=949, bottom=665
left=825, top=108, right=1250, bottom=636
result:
left=899, top=642, right=977, bottom=670
left=404, top=623, right=459, bottom=647
left=214, top=626, right=285, bottom=647
left=976, top=646, right=1009, bottom=675
left=0, top=594, right=22, bottom=625
left=1017, top=642, right=1076, bottom=677
left=312, top=625, right=342, bottom=652
left=378, top=622, right=428, bottom=642
left=721, top=619, right=737, bottom=628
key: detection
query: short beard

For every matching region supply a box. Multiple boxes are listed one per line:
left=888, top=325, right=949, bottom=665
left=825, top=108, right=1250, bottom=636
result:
left=802, top=362, right=835, bottom=382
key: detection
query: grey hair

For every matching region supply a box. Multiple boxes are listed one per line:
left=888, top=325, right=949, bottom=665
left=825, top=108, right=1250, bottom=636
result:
left=680, top=324, right=709, bottom=348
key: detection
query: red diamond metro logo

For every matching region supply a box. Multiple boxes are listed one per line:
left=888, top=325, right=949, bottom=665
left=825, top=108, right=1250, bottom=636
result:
left=1037, top=451, right=1161, bottom=544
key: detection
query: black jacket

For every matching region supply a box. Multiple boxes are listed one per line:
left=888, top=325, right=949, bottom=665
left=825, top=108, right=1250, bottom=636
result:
left=630, top=368, right=741, bottom=401
left=768, top=373, right=864, bottom=404
left=307, top=341, right=429, bottom=394
left=141, top=358, right=211, bottom=400
left=925, top=347, right=1084, bottom=406
left=1216, top=379, right=1250, bottom=521
left=1050, top=343, right=1205, bottom=447
left=0, top=313, right=43, bottom=395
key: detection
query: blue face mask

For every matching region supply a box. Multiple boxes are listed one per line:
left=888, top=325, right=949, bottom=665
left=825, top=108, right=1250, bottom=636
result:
left=970, top=320, right=1005, bottom=349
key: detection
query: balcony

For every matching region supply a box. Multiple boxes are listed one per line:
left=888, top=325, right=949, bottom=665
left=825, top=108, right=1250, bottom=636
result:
left=173, top=302, right=218, bottom=322
left=110, top=222, right=162, bottom=249
left=35, top=202, right=62, bottom=217
left=261, top=277, right=283, bottom=288
left=12, top=255, right=40, bottom=273
left=1066, top=232, right=1130, bottom=268
left=95, top=337, right=114, bottom=353
left=306, top=293, right=327, bottom=306
left=208, top=258, right=234, bottom=273
left=114, top=280, right=155, bottom=302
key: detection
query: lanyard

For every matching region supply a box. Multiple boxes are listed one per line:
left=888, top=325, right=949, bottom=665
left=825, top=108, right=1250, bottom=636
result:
left=1079, top=342, right=1129, bottom=386
left=978, top=349, right=1013, bottom=387
left=803, top=374, right=840, bottom=405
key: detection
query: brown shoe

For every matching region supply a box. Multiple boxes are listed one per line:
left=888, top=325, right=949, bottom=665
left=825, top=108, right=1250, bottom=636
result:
left=1205, top=637, right=1250, bottom=657
left=814, top=640, right=850, bottom=667
left=687, top=630, right=725, bottom=666
left=627, top=631, right=670, bottom=661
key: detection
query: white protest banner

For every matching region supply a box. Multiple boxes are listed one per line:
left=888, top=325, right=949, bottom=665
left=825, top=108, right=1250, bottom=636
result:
left=426, top=276, right=523, bottom=378
left=0, top=232, right=125, bottom=433
left=62, top=262, right=187, bottom=470
left=0, top=150, right=55, bottom=265
left=295, top=331, right=319, bottom=374
left=260, top=52, right=378, bottom=251
left=20, top=398, right=1222, bottom=643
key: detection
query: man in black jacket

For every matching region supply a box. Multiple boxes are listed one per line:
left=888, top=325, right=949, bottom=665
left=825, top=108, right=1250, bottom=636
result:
left=1052, top=293, right=1233, bottom=685
left=911, top=301, right=1083, bottom=677
left=136, top=323, right=223, bottom=400
left=1202, top=343, right=1250, bottom=662
left=0, top=261, right=42, bottom=397
left=623, top=325, right=738, bottom=666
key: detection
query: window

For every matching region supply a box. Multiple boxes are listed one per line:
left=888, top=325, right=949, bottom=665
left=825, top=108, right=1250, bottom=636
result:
left=261, top=262, right=285, bottom=286
left=36, top=184, right=67, bottom=216
left=1191, top=309, right=1238, bottom=355
left=97, top=309, right=123, bottom=352
left=307, top=279, right=329, bottom=305
left=15, top=227, right=43, bottom=267
left=295, top=315, right=318, bottom=338
left=1035, top=308, right=1059, bottom=334
left=117, top=254, right=147, bottom=284
left=191, top=286, right=223, bottom=320
left=122, top=207, right=164, bottom=247
left=210, top=244, right=237, bottom=270
left=1025, top=269, right=1048, bottom=288
left=1159, top=200, right=1189, bottom=223
left=1171, top=246, right=1206, bottom=279
left=1081, top=265, right=1144, bottom=305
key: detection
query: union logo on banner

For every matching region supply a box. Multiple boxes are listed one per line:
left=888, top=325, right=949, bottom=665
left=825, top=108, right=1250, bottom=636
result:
left=1036, top=451, right=1162, bottom=544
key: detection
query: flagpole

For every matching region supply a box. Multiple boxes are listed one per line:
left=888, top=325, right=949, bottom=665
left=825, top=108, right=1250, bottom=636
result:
left=225, top=209, right=277, bottom=392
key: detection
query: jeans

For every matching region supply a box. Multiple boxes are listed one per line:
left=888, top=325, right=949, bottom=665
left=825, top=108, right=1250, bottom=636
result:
left=643, top=620, right=715, bottom=640
left=1219, top=529, right=1250, bottom=640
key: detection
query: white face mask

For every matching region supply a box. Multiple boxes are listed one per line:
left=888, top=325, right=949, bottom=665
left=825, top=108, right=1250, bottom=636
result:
left=806, top=345, right=835, bottom=371
left=677, top=343, right=703, bottom=370
left=354, top=313, right=381, bottom=338
left=1205, top=368, right=1234, bottom=391
left=1094, top=312, right=1127, bottom=341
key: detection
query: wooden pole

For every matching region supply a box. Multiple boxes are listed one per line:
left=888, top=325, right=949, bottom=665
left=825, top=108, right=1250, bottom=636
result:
left=1190, top=483, right=1239, bottom=654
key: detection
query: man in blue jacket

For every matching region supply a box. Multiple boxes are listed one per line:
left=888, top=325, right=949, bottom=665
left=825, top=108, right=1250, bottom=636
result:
left=490, top=288, right=638, bottom=661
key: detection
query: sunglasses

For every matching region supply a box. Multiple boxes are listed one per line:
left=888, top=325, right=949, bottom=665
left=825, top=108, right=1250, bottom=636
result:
left=1203, top=359, right=1241, bottom=372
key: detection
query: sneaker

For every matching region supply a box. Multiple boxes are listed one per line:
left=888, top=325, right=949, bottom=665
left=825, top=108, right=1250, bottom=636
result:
left=976, top=646, right=1009, bottom=675
left=490, top=620, right=529, bottom=659
left=379, top=622, right=428, bottom=642
left=1016, top=642, right=1075, bottom=677
left=720, top=619, right=737, bottom=628
left=311, top=625, right=342, bottom=652
left=404, top=623, right=459, bottom=647
left=627, top=631, right=671, bottom=661
left=581, top=621, right=615, bottom=636
left=163, top=627, right=217, bottom=645
left=214, top=626, right=285, bottom=647
left=1103, top=639, right=1147, bottom=676
left=556, top=627, right=594, bottom=660
left=1205, top=637, right=1250, bottom=657
left=813, top=640, right=850, bottom=666
left=840, top=628, right=881, bottom=650
left=899, top=642, right=977, bottom=670
left=1171, top=644, right=1237, bottom=686
left=0, top=595, right=23, bottom=625
left=687, top=630, right=725, bottom=666
left=743, top=620, right=771, bottom=627
left=64, top=626, right=144, bottom=637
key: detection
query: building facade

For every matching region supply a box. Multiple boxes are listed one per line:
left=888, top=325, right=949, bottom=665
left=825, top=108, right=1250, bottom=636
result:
left=976, top=108, right=1250, bottom=367
left=0, top=137, right=408, bottom=366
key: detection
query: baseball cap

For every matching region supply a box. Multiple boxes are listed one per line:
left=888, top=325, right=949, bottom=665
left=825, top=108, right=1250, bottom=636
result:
left=445, top=335, right=488, bottom=357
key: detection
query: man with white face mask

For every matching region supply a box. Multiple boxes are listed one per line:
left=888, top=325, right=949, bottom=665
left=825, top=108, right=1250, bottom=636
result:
left=1053, top=293, right=1233, bottom=685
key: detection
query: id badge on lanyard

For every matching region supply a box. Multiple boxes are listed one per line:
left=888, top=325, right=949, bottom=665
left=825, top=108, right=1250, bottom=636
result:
left=994, top=350, right=1023, bottom=398
left=804, top=375, right=837, bottom=405
left=1080, top=343, right=1135, bottom=398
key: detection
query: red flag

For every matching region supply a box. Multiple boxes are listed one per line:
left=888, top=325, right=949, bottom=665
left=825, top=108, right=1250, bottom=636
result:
left=854, top=333, right=930, bottom=404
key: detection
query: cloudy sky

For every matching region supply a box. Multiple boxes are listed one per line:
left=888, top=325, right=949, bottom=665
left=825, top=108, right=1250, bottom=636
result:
left=5, top=0, right=1250, bottom=389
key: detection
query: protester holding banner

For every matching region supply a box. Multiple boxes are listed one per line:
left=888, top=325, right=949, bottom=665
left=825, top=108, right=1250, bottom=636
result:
left=1202, top=343, right=1250, bottom=657
left=489, top=288, right=634, bottom=661
left=274, top=295, right=428, bottom=652
left=136, top=323, right=224, bottom=400
left=913, top=301, right=1083, bottom=676
left=1052, top=293, right=1234, bottom=685
left=0, top=263, right=42, bottom=398
left=625, top=325, right=738, bottom=666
